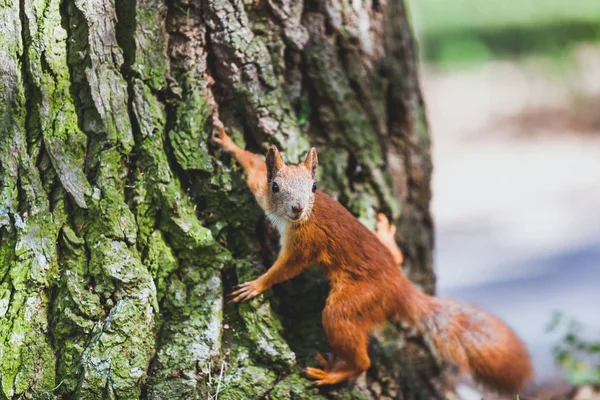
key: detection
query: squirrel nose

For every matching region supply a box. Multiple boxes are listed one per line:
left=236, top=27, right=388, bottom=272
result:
left=291, top=205, right=303, bottom=215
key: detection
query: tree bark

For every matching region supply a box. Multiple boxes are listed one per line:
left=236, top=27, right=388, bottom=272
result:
left=0, top=0, right=440, bottom=398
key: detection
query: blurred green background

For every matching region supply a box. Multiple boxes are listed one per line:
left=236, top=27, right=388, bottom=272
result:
left=408, top=0, right=600, bottom=68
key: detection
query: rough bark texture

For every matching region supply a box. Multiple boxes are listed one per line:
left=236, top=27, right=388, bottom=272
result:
left=0, top=0, right=440, bottom=398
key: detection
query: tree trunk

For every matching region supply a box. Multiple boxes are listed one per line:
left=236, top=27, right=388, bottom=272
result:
left=0, top=0, right=439, bottom=398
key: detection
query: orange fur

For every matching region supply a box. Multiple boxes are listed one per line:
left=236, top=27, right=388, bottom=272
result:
left=214, top=128, right=533, bottom=394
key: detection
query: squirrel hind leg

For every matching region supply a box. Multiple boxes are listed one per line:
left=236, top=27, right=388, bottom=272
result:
left=306, top=316, right=371, bottom=385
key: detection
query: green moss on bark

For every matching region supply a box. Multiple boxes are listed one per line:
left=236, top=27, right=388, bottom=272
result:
left=268, top=373, right=325, bottom=400
left=23, top=0, right=91, bottom=208
left=125, top=4, right=237, bottom=397
left=0, top=1, right=65, bottom=395
left=235, top=261, right=296, bottom=370
left=218, top=365, right=277, bottom=400
left=168, top=76, right=215, bottom=172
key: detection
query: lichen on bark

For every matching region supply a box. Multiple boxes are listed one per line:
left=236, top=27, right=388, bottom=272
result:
left=0, top=0, right=63, bottom=396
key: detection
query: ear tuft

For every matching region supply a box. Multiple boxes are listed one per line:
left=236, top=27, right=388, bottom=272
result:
left=304, top=147, right=318, bottom=178
left=266, top=145, right=284, bottom=182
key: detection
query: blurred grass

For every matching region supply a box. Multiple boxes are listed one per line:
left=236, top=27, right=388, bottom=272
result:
left=407, top=0, right=600, bottom=68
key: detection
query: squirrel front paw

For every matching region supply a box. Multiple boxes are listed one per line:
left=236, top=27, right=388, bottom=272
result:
left=375, top=213, right=403, bottom=266
left=212, top=126, right=236, bottom=153
left=229, top=278, right=267, bottom=303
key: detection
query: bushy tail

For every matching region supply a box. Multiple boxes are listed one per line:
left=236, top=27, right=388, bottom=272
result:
left=414, top=294, right=533, bottom=395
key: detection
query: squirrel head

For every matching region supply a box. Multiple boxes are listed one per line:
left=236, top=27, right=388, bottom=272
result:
left=266, top=146, right=318, bottom=223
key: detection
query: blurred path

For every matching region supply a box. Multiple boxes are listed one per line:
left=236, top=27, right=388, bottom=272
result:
left=422, top=52, right=600, bottom=382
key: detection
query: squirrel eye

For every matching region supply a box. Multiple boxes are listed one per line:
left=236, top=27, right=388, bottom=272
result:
left=312, top=182, right=317, bottom=193
left=272, top=182, right=280, bottom=193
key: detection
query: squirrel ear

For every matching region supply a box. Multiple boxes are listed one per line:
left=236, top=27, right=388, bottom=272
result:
left=266, top=145, right=285, bottom=181
left=304, top=147, right=318, bottom=178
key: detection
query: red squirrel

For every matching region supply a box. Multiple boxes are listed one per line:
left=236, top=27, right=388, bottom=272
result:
left=213, top=127, right=533, bottom=394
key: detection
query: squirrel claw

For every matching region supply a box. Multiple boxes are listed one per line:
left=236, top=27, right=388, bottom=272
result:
left=228, top=279, right=264, bottom=303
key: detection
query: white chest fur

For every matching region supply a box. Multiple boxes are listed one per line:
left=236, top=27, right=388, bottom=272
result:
left=266, top=212, right=289, bottom=247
